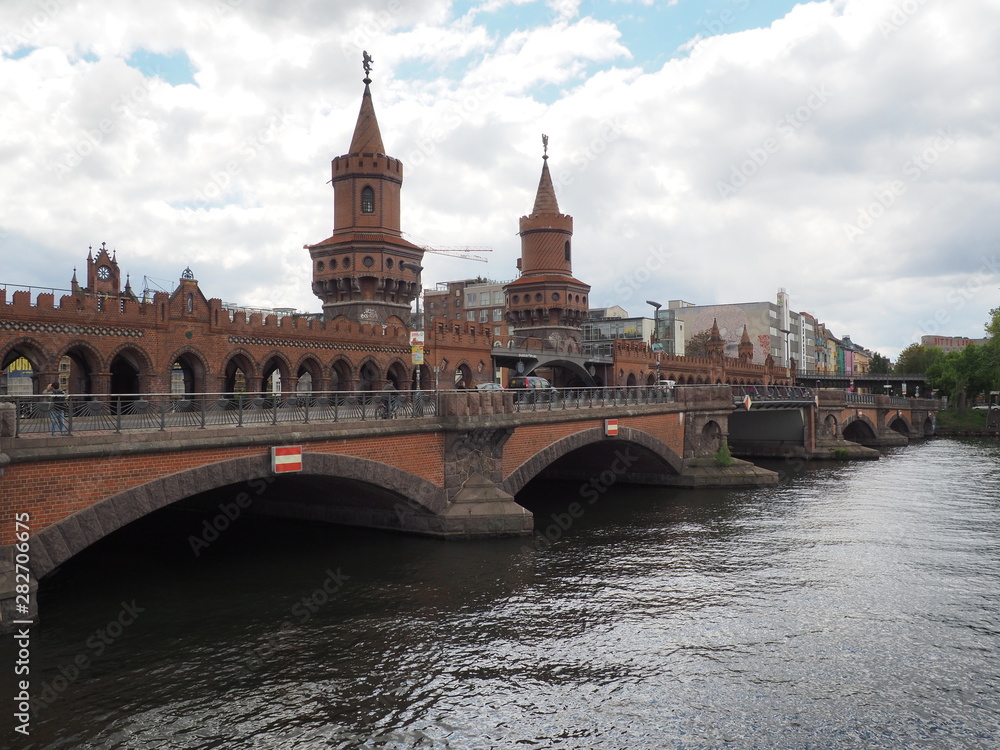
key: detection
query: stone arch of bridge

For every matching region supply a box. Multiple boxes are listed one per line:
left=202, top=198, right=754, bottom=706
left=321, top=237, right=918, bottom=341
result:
left=841, top=413, right=878, bottom=445
left=886, top=413, right=912, bottom=436
left=26, top=453, right=445, bottom=581
left=519, top=357, right=595, bottom=387
left=922, top=415, right=935, bottom=437
left=501, top=426, right=683, bottom=498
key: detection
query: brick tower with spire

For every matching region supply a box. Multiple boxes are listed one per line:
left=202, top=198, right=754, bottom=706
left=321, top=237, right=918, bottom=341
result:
left=738, top=324, right=754, bottom=363
left=504, top=136, right=590, bottom=348
left=306, top=54, right=424, bottom=325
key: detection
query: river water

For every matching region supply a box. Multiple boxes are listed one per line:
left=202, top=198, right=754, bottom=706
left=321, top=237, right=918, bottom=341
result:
left=5, top=437, right=1000, bottom=749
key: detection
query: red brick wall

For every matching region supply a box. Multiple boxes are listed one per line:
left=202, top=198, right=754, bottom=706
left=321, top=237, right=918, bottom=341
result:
left=0, top=432, right=445, bottom=545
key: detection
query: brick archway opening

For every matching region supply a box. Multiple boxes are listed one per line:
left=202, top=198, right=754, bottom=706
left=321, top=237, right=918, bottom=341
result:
left=27, top=453, right=445, bottom=582
left=887, top=416, right=910, bottom=436
left=109, top=347, right=151, bottom=396
left=61, top=344, right=101, bottom=396
left=503, top=426, right=683, bottom=501
left=171, top=351, right=209, bottom=395
left=2, top=339, right=48, bottom=395
left=842, top=417, right=878, bottom=446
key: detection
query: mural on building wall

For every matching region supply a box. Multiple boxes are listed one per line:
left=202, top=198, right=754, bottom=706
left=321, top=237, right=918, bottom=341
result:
left=690, top=307, right=761, bottom=363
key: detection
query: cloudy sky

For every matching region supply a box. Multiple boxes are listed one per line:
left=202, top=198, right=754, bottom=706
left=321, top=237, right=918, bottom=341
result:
left=2, top=0, right=998, bottom=359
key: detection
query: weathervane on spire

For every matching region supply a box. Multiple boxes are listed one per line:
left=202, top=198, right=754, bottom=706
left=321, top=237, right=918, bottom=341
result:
left=542, top=133, right=549, bottom=160
left=362, top=50, right=374, bottom=82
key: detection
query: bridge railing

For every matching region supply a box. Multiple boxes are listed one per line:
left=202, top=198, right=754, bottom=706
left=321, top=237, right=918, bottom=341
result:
left=4, top=384, right=732, bottom=437
left=509, top=385, right=676, bottom=412
left=731, top=385, right=815, bottom=404
left=5, top=390, right=439, bottom=438
left=844, top=392, right=877, bottom=406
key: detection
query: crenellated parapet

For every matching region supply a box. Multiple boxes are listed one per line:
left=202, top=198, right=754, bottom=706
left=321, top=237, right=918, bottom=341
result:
left=612, top=345, right=792, bottom=387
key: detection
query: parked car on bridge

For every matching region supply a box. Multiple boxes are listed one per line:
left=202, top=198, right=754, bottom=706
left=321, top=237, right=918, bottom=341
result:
left=507, top=376, right=552, bottom=390
left=507, top=375, right=553, bottom=404
left=476, top=382, right=504, bottom=391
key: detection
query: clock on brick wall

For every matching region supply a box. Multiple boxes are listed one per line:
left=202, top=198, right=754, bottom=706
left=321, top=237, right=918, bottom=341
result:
left=97, top=265, right=111, bottom=280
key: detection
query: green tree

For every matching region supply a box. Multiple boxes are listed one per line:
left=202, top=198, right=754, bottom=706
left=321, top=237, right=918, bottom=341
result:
left=685, top=328, right=713, bottom=358
left=927, top=344, right=995, bottom=407
left=926, top=351, right=960, bottom=404
left=895, top=343, right=941, bottom=374
left=984, top=307, right=1000, bottom=393
left=868, top=352, right=892, bottom=374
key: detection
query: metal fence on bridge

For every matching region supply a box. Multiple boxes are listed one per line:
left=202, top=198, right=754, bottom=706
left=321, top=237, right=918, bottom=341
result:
left=5, top=385, right=685, bottom=438
left=8, top=390, right=438, bottom=438
left=731, top=385, right=816, bottom=407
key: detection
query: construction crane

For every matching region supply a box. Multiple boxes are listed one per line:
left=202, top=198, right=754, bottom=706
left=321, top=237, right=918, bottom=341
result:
left=419, top=245, right=492, bottom=263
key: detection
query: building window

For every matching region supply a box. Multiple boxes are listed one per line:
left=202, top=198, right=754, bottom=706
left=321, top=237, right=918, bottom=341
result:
left=316, top=260, right=324, bottom=271
left=361, top=186, right=375, bottom=213
left=492, top=290, right=503, bottom=304
left=363, top=256, right=375, bottom=268
left=565, top=241, right=571, bottom=262
left=467, top=311, right=475, bottom=321
left=467, top=292, right=478, bottom=305
left=479, top=309, right=489, bottom=322
left=492, top=308, right=502, bottom=321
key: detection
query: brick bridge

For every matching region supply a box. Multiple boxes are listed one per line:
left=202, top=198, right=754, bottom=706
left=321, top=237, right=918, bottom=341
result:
left=0, top=386, right=936, bottom=626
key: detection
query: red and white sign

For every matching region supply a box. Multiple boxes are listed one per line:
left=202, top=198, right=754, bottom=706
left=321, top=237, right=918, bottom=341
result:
left=743, top=395, right=752, bottom=411
left=271, top=445, right=303, bottom=473
left=605, top=419, right=619, bottom=436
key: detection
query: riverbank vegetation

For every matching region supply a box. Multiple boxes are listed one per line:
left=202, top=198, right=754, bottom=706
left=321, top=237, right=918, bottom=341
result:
left=935, top=409, right=989, bottom=431
left=895, top=306, right=1000, bottom=407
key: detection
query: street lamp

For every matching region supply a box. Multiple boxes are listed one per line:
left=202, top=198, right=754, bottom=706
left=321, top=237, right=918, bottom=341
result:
left=779, top=328, right=791, bottom=367
left=646, top=300, right=662, bottom=381
left=645, top=299, right=662, bottom=338
left=400, top=261, right=424, bottom=390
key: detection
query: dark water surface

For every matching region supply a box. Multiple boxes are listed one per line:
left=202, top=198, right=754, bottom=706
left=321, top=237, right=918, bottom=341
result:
left=5, top=437, right=1000, bottom=748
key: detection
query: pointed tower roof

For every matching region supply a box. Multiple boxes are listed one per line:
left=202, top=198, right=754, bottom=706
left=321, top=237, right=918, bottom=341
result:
left=531, top=158, right=560, bottom=214
left=711, top=318, right=721, bottom=338
left=348, top=80, right=385, bottom=155
left=741, top=324, right=751, bottom=344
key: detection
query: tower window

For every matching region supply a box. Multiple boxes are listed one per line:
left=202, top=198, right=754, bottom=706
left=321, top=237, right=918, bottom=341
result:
left=564, top=241, right=571, bottom=262
left=361, top=186, right=375, bottom=213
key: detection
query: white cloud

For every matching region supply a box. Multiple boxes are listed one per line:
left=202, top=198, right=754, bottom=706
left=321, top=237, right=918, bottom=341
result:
left=1, top=0, right=998, bottom=361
